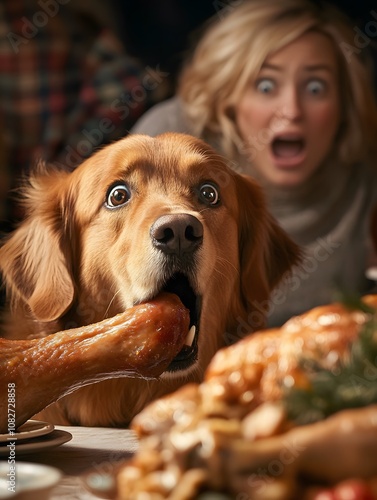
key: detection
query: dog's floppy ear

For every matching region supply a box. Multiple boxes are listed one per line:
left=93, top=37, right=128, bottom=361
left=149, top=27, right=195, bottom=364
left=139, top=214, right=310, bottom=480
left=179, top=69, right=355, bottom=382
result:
left=235, top=174, right=301, bottom=328
left=0, top=167, right=75, bottom=322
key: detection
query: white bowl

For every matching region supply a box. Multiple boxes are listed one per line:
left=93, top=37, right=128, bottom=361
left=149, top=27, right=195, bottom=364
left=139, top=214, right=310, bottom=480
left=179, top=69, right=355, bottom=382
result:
left=0, top=462, right=62, bottom=500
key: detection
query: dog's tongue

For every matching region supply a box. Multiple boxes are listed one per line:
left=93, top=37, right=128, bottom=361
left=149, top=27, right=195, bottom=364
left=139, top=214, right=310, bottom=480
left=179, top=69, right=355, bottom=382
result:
left=272, top=139, right=303, bottom=158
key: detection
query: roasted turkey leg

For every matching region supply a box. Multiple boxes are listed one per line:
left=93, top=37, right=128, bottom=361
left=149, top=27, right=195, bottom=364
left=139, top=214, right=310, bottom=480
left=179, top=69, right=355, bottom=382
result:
left=0, top=293, right=189, bottom=433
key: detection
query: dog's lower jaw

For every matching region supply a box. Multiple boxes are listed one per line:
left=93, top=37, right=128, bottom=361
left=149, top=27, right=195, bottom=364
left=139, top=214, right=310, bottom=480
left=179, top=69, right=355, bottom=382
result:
left=161, top=364, right=203, bottom=384
left=166, top=349, right=199, bottom=375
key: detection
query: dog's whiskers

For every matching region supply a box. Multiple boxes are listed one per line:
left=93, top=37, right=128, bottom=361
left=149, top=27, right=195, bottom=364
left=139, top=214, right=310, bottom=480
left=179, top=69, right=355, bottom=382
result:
left=105, top=290, right=121, bottom=317
left=213, top=256, right=239, bottom=282
left=198, top=207, right=211, bottom=216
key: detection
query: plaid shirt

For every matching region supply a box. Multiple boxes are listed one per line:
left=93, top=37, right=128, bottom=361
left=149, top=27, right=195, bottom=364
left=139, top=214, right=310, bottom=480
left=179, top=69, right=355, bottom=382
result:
left=0, top=1, right=170, bottom=230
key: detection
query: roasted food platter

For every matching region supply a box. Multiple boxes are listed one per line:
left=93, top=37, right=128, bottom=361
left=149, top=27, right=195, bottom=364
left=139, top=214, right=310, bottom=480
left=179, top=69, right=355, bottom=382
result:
left=84, top=294, right=377, bottom=499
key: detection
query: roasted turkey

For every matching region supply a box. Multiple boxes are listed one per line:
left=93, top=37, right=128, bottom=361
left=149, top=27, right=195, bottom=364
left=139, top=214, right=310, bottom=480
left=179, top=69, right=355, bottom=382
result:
left=115, top=295, right=377, bottom=499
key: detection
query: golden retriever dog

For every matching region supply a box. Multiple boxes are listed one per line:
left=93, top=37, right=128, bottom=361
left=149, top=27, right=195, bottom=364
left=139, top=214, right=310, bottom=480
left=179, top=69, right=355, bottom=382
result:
left=0, top=133, right=300, bottom=426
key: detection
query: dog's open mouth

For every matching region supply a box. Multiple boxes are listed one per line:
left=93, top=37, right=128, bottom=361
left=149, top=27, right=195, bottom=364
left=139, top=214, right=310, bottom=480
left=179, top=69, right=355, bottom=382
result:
left=161, top=273, right=201, bottom=372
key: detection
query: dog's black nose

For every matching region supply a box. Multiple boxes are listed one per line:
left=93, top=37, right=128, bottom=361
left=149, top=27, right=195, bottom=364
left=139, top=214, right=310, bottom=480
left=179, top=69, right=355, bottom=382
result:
left=150, top=214, right=203, bottom=256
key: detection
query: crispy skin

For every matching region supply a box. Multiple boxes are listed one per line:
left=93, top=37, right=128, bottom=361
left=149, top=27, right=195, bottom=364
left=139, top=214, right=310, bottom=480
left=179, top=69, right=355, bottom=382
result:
left=200, top=295, right=377, bottom=419
left=0, top=293, right=189, bottom=432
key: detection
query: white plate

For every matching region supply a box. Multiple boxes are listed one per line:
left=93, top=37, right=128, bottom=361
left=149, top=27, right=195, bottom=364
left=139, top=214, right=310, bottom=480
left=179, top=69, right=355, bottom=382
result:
left=0, top=420, right=54, bottom=444
left=0, top=461, right=62, bottom=499
left=0, top=429, right=72, bottom=457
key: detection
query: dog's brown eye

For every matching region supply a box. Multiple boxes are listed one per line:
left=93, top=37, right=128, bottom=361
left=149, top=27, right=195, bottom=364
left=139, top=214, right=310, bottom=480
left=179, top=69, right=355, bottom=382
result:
left=106, top=184, right=131, bottom=208
left=199, top=183, right=219, bottom=206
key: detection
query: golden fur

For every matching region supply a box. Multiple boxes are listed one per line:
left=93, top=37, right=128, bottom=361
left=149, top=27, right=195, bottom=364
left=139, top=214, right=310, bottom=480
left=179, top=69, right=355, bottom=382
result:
left=0, top=133, right=299, bottom=426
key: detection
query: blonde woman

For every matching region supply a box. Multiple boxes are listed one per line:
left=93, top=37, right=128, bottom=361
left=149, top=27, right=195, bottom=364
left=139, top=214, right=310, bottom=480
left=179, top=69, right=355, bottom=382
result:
left=131, top=0, right=377, bottom=327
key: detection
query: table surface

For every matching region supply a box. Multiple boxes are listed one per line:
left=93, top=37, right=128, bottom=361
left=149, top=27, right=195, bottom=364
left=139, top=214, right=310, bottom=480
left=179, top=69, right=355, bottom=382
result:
left=13, top=425, right=139, bottom=499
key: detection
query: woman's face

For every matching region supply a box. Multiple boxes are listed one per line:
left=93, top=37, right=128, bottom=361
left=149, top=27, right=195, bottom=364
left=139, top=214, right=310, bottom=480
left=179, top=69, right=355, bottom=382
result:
left=235, top=31, right=341, bottom=188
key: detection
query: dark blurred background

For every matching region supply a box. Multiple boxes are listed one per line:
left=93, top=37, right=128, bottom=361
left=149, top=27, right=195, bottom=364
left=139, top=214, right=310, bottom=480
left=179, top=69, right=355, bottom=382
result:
left=113, top=0, right=377, bottom=86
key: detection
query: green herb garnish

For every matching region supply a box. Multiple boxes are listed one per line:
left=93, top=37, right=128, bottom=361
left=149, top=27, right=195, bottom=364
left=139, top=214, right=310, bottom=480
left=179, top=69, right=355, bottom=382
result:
left=284, top=297, right=377, bottom=425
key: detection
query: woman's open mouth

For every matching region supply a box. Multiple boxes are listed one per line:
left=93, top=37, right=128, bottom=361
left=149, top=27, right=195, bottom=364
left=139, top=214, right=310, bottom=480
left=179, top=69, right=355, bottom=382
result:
left=270, top=136, right=306, bottom=167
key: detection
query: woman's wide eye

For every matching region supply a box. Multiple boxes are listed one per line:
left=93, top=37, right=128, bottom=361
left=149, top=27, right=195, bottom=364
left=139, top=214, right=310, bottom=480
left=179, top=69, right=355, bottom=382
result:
left=306, top=79, right=326, bottom=95
left=106, top=184, right=131, bottom=208
left=256, top=78, right=275, bottom=94
left=199, top=183, right=220, bottom=205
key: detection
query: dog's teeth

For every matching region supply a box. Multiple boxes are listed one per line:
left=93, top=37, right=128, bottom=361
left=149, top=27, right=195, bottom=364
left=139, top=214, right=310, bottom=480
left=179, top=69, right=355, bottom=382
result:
left=185, top=325, right=196, bottom=346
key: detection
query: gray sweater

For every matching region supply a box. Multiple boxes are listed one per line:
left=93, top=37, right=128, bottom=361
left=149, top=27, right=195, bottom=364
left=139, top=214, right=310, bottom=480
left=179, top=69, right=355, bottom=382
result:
left=132, top=97, right=377, bottom=327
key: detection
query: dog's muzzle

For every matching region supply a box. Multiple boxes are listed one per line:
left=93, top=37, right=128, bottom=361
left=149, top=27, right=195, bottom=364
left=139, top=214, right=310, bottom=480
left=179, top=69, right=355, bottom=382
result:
left=150, top=213, right=203, bottom=372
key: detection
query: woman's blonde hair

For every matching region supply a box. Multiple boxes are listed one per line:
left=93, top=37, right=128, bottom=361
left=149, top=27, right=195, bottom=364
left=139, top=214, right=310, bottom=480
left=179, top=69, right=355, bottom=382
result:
left=178, top=0, right=377, bottom=165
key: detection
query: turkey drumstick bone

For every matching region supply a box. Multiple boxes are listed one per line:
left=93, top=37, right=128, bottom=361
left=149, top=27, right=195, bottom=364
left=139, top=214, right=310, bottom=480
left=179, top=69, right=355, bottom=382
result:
left=0, top=293, right=189, bottom=432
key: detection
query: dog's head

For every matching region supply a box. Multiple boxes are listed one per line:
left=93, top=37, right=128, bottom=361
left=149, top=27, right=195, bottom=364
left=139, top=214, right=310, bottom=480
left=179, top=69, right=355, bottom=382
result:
left=0, top=133, right=300, bottom=375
